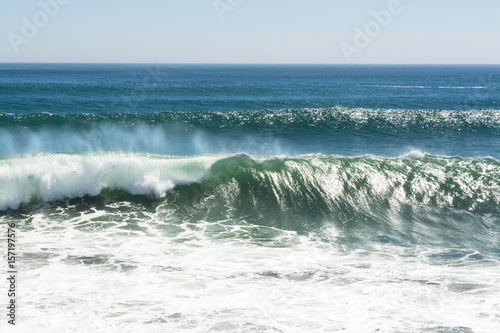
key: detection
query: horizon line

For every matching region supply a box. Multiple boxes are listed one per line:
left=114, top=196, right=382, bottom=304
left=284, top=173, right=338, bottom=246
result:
left=1, top=62, right=500, bottom=66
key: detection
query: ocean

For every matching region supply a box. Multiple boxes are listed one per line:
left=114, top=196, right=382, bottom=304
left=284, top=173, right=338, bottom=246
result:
left=1, top=64, right=499, bottom=332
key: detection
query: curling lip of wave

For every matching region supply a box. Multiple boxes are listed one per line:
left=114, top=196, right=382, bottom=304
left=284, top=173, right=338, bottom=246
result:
left=0, top=153, right=220, bottom=210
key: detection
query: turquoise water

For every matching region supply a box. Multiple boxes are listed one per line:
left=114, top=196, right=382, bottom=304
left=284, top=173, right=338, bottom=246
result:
left=1, top=64, right=500, bottom=332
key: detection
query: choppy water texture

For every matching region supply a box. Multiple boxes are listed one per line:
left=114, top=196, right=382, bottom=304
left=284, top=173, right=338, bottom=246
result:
left=1, top=64, right=500, bottom=332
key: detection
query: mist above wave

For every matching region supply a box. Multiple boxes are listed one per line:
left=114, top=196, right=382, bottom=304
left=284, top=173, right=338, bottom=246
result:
left=1, top=107, right=499, bottom=157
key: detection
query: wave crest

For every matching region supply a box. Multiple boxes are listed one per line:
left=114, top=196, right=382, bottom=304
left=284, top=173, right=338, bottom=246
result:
left=2, top=153, right=499, bottom=216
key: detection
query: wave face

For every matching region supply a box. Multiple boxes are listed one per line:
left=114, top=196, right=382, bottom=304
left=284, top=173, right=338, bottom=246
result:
left=2, top=152, right=499, bottom=249
left=1, top=108, right=500, bottom=158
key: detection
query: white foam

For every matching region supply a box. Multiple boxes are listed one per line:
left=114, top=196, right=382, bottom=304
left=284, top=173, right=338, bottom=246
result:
left=5, top=211, right=500, bottom=332
left=0, top=153, right=221, bottom=210
left=365, top=84, right=490, bottom=89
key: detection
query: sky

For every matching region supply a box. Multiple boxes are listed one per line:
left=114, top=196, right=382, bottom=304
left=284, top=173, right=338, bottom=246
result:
left=0, top=0, right=499, bottom=64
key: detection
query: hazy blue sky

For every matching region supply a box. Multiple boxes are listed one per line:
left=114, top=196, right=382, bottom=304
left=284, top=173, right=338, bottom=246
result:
left=1, top=0, right=499, bottom=64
